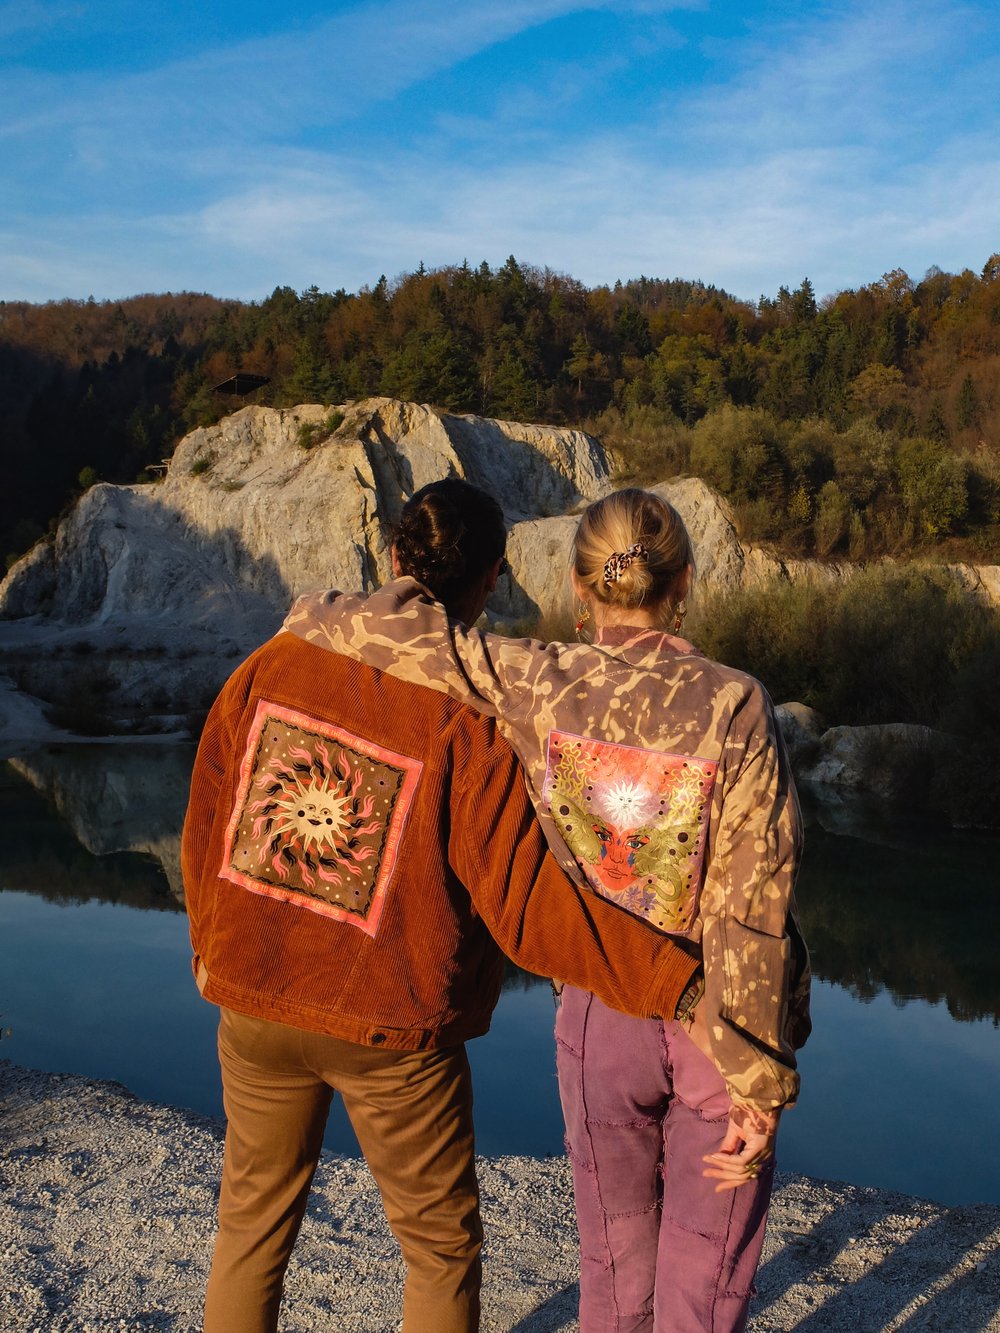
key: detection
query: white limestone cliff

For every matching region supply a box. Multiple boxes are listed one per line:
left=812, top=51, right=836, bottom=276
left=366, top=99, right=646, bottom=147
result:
left=0, top=398, right=767, bottom=731
left=0, top=398, right=611, bottom=631
left=0, top=399, right=616, bottom=731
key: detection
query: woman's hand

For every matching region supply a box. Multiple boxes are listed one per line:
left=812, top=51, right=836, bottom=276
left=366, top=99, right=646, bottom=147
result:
left=702, top=1104, right=780, bottom=1193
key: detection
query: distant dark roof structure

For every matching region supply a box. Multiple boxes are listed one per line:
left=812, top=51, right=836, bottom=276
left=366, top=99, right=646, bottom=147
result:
left=212, top=373, right=270, bottom=397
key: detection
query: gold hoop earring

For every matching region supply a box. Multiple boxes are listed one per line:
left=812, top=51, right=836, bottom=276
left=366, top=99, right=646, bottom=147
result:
left=575, top=602, right=591, bottom=641
left=672, top=600, right=687, bottom=634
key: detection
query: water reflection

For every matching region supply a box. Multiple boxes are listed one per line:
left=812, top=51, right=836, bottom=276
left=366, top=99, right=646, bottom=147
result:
left=796, top=793, right=999, bottom=1023
left=3, top=746, right=996, bottom=1021
left=1, top=748, right=183, bottom=911
left=3, top=745, right=1000, bottom=1201
left=8, top=743, right=192, bottom=903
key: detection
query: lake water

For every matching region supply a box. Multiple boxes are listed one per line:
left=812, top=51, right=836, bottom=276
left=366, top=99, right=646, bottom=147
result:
left=1, top=744, right=998, bottom=1206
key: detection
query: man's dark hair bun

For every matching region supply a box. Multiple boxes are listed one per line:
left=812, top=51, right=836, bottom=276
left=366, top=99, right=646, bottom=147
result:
left=394, top=479, right=505, bottom=605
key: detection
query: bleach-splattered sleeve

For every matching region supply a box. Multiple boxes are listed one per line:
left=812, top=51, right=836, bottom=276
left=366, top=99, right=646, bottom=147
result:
left=696, top=679, right=807, bottom=1113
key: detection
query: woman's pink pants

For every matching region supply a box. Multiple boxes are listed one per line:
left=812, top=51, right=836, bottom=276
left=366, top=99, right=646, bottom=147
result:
left=555, top=986, right=775, bottom=1333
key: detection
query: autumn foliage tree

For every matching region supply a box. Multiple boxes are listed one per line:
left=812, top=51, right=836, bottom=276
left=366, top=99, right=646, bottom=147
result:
left=3, top=255, right=1000, bottom=567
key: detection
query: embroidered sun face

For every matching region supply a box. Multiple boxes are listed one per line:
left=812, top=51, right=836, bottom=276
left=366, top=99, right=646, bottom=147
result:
left=602, top=779, right=655, bottom=828
left=269, top=786, right=352, bottom=848
left=221, top=704, right=423, bottom=936
left=246, top=741, right=380, bottom=888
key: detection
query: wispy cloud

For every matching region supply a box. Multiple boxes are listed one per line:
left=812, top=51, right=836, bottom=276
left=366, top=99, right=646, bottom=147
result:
left=1, top=0, right=694, bottom=139
left=675, top=1, right=978, bottom=154
left=1, top=0, right=998, bottom=302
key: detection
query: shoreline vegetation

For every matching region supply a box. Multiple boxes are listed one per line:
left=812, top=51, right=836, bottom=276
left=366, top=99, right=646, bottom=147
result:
left=3, top=1060, right=1000, bottom=1332
left=688, top=567, right=1000, bottom=831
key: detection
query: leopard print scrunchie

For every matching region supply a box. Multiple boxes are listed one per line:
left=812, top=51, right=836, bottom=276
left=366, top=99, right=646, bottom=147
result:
left=602, top=542, right=647, bottom=586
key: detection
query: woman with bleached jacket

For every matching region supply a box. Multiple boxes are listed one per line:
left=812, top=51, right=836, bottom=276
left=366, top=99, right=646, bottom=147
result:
left=285, top=487, right=810, bottom=1333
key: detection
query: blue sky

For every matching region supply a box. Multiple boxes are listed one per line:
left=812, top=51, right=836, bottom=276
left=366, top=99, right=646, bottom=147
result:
left=2, top=0, right=998, bottom=304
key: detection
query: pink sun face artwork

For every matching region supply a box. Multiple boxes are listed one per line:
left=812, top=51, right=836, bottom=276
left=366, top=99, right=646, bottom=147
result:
left=543, top=729, right=717, bottom=935
left=220, top=701, right=423, bottom=937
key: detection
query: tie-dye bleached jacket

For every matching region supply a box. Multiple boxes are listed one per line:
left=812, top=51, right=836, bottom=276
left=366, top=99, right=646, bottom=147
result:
left=284, top=578, right=811, bottom=1113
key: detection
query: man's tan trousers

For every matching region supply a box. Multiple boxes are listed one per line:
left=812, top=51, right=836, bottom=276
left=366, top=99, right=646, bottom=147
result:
left=203, top=1007, right=482, bottom=1333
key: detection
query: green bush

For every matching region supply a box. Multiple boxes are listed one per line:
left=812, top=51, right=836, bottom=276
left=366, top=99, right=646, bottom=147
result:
left=688, top=404, right=787, bottom=506
left=296, top=409, right=347, bottom=451
left=813, top=482, right=850, bottom=556
left=596, top=405, right=690, bottom=485
left=688, top=565, right=1000, bottom=730
left=832, top=419, right=896, bottom=508
left=896, top=435, right=969, bottom=536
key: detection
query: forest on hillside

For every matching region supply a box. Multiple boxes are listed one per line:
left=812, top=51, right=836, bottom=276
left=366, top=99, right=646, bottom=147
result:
left=2, top=254, right=1000, bottom=570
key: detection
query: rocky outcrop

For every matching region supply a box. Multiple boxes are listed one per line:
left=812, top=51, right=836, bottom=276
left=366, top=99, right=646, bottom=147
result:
left=0, top=398, right=611, bottom=630
left=0, top=398, right=790, bottom=729
left=493, top=476, right=784, bottom=628
left=945, top=562, right=1000, bottom=606
left=773, top=703, right=828, bottom=769
left=0, top=399, right=615, bottom=730
left=774, top=703, right=959, bottom=808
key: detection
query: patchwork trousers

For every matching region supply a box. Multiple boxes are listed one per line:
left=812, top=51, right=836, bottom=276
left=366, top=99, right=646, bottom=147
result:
left=555, top=986, right=774, bottom=1333
left=203, top=1007, right=482, bottom=1333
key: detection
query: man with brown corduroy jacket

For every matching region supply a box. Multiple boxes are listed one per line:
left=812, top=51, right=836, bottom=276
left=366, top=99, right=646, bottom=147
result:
left=182, top=479, right=701, bottom=1333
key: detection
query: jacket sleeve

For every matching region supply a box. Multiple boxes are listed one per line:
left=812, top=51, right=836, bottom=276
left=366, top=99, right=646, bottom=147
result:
left=180, top=668, right=246, bottom=967
left=446, top=723, right=700, bottom=1022
left=697, top=681, right=807, bottom=1113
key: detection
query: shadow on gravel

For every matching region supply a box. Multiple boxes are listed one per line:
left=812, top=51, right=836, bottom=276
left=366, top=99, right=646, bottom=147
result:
left=508, top=1282, right=579, bottom=1332
left=754, top=1197, right=1000, bottom=1331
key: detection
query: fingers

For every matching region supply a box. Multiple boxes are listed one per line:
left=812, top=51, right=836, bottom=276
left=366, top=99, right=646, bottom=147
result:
left=702, top=1148, right=772, bottom=1193
left=701, top=1113, right=778, bottom=1193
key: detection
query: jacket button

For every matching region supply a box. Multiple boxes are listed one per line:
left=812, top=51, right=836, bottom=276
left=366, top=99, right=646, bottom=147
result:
left=371, top=1032, right=386, bottom=1045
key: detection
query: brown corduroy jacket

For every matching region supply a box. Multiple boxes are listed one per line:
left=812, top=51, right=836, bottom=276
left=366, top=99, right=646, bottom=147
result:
left=181, top=631, right=699, bottom=1050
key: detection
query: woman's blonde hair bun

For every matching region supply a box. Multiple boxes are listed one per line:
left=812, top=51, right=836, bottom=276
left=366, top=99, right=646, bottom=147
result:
left=574, top=489, right=692, bottom=612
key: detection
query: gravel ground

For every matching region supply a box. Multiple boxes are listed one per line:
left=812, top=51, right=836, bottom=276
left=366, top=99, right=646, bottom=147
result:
left=3, top=1061, right=1000, bottom=1333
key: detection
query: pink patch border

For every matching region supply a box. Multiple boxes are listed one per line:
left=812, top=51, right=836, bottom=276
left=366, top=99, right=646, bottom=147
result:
left=219, top=699, right=423, bottom=937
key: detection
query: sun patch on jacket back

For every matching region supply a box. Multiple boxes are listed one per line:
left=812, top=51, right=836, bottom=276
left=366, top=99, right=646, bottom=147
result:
left=220, top=701, right=422, bottom=936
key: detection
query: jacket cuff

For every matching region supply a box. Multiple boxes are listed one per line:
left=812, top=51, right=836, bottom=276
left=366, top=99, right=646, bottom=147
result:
left=644, top=947, right=703, bottom=1021
left=674, top=970, right=705, bottom=1022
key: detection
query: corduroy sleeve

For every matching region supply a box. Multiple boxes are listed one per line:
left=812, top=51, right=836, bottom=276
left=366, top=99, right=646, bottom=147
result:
left=181, top=666, right=246, bottom=967
left=447, top=722, right=700, bottom=1021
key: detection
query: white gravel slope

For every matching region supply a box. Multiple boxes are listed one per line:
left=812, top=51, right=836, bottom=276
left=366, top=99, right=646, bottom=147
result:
left=3, top=1062, right=1000, bottom=1333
